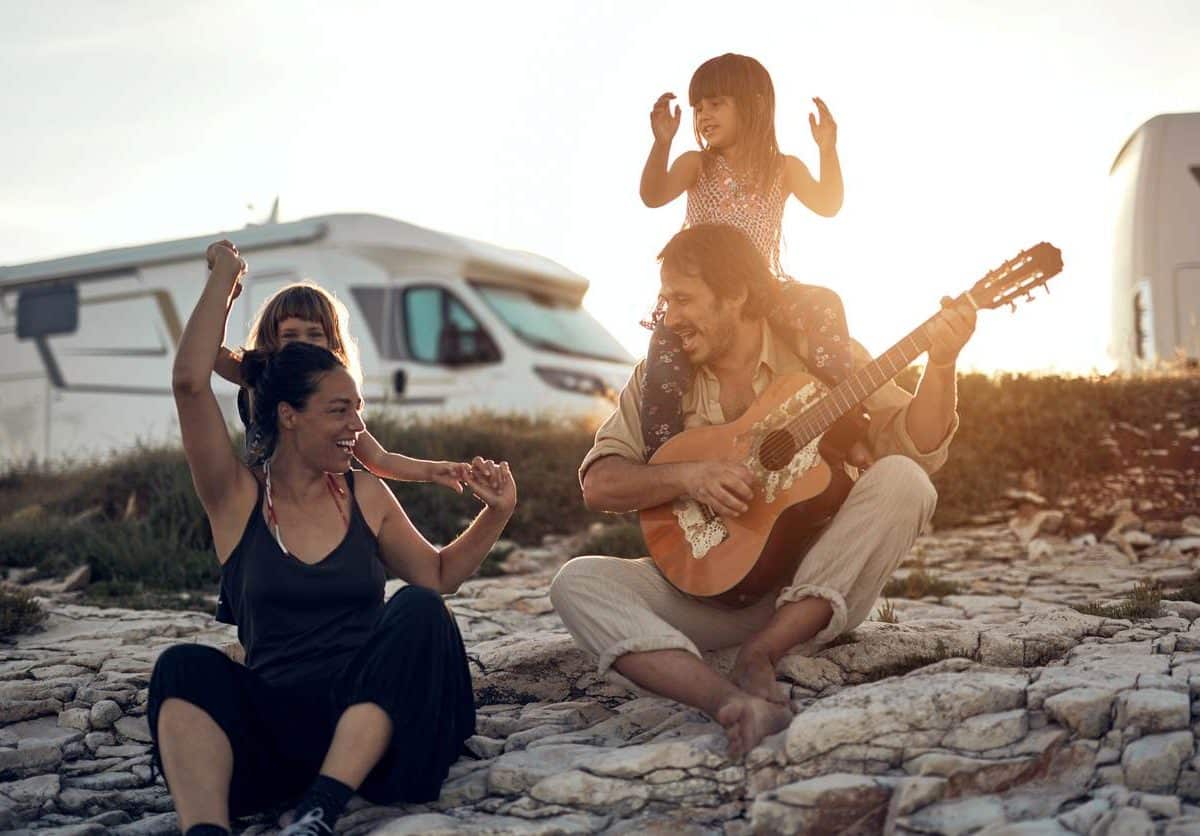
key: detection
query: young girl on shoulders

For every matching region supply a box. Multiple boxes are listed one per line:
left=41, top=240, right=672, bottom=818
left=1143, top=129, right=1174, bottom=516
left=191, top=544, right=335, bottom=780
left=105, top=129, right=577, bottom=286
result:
left=638, top=53, right=852, bottom=455
left=207, top=245, right=472, bottom=490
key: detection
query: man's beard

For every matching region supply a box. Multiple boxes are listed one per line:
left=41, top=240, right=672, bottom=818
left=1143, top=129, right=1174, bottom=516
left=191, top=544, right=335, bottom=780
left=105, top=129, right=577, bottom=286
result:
left=686, top=307, right=740, bottom=366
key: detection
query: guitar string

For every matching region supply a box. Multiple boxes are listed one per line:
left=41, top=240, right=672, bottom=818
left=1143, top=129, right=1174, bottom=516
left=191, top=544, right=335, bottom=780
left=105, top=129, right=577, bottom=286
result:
left=750, top=261, right=1051, bottom=468
left=752, top=328, right=932, bottom=467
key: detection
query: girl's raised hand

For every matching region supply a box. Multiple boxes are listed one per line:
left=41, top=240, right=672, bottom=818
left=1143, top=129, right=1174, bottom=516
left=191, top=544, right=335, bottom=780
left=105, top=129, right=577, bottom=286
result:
left=205, top=239, right=247, bottom=299
left=809, top=97, right=838, bottom=151
left=650, top=92, right=681, bottom=145
left=206, top=239, right=238, bottom=270
left=465, top=457, right=516, bottom=516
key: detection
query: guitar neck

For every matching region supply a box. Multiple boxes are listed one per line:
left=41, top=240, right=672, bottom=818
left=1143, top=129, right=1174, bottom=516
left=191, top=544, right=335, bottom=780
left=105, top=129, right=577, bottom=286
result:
left=791, top=309, right=948, bottom=443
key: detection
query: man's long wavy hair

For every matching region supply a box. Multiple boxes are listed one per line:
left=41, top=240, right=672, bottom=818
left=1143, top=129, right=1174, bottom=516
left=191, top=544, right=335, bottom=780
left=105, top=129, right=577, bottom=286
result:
left=657, top=225, right=781, bottom=321
left=689, top=53, right=782, bottom=195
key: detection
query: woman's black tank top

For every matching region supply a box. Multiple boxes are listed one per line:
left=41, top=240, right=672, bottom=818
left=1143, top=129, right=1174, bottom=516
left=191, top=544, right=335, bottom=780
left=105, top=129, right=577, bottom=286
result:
left=215, top=470, right=387, bottom=687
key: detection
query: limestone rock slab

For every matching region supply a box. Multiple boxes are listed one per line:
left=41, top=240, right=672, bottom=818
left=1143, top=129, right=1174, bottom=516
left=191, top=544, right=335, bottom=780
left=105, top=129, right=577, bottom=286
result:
left=1120, top=731, right=1194, bottom=793
left=1043, top=687, right=1116, bottom=739
left=1114, top=689, right=1190, bottom=734
left=750, top=773, right=894, bottom=835
left=786, top=671, right=1027, bottom=763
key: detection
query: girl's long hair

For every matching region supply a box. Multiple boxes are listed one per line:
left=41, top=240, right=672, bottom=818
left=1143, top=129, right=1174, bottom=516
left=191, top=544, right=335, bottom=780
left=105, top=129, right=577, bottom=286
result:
left=689, top=53, right=782, bottom=194
left=245, top=282, right=361, bottom=384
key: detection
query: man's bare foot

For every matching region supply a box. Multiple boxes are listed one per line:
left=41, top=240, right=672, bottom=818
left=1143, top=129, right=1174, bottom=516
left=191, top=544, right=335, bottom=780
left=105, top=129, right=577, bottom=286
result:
left=716, top=692, right=793, bottom=759
left=731, top=644, right=788, bottom=705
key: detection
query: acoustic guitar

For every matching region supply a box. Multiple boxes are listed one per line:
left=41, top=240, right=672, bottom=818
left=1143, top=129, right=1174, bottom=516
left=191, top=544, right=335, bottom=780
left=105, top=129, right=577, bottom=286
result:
left=641, top=243, right=1064, bottom=607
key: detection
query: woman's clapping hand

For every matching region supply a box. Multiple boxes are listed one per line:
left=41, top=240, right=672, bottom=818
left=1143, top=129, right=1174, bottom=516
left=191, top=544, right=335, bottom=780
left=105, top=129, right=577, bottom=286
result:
left=464, top=457, right=516, bottom=516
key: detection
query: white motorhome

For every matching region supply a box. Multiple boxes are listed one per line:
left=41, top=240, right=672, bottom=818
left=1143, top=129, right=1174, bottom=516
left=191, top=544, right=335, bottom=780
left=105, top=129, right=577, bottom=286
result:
left=1110, top=112, right=1200, bottom=371
left=0, top=213, right=635, bottom=463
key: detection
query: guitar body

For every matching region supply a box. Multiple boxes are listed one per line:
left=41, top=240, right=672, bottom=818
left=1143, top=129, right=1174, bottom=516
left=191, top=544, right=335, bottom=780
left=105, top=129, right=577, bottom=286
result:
left=641, top=371, right=853, bottom=607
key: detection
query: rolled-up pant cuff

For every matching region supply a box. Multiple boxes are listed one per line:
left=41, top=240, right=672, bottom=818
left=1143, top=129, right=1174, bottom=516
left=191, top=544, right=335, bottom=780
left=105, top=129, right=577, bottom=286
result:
left=774, top=584, right=849, bottom=646
left=598, top=633, right=703, bottom=677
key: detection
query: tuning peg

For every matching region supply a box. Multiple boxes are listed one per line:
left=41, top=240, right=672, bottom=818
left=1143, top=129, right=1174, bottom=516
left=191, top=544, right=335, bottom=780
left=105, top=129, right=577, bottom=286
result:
left=1044, top=284, right=1050, bottom=295
left=1026, top=292, right=1034, bottom=303
left=1010, top=301, right=1018, bottom=313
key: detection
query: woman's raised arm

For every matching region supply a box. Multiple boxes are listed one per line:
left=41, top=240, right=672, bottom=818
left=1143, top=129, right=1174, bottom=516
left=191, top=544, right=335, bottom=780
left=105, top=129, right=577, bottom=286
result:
left=172, top=241, right=258, bottom=533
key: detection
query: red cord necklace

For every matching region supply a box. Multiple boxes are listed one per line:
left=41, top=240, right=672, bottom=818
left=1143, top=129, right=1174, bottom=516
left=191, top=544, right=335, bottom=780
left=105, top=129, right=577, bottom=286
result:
left=264, top=460, right=348, bottom=556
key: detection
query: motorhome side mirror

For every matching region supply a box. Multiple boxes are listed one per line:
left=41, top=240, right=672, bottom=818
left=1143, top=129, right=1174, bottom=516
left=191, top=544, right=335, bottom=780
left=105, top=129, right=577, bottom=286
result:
left=393, top=369, right=407, bottom=396
left=17, top=283, right=79, bottom=339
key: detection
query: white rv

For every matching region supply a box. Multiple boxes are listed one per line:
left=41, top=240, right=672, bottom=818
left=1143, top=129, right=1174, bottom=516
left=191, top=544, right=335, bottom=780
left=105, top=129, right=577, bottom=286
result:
left=1109, top=112, right=1200, bottom=371
left=0, top=213, right=635, bottom=463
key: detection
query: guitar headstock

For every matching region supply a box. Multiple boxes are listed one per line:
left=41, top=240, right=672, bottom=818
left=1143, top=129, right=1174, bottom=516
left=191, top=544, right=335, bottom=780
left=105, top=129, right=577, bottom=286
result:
left=968, top=243, right=1063, bottom=311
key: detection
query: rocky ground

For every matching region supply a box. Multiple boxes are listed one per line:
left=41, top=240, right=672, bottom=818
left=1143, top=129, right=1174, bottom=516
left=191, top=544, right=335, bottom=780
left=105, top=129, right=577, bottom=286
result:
left=5, top=501, right=1200, bottom=834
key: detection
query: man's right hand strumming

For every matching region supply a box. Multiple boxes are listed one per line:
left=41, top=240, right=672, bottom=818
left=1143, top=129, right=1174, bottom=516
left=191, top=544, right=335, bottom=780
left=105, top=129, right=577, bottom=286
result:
left=680, top=460, right=756, bottom=518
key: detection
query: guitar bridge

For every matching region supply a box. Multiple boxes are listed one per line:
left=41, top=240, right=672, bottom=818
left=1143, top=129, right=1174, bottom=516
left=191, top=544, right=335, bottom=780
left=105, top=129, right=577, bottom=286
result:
left=672, top=498, right=730, bottom=560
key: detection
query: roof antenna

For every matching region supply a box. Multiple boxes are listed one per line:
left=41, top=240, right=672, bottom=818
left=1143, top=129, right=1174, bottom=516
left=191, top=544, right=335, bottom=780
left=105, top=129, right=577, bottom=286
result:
left=245, top=196, right=281, bottom=227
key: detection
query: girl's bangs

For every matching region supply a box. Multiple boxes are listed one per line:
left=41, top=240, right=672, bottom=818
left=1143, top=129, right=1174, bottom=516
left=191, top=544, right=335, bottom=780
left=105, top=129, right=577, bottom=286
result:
left=688, top=56, right=759, bottom=107
left=271, top=288, right=336, bottom=336
left=689, top=63, right=733, bottom=107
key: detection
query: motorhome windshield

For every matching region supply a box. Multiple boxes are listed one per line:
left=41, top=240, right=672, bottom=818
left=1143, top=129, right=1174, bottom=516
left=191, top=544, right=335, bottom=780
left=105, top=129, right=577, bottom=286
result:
left=474, top=284, right=633, bottom=364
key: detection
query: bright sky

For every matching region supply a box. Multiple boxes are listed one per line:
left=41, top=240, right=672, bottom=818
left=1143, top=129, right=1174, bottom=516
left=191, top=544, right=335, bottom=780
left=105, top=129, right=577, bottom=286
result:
left=3, top=0, right=1197, bottom=374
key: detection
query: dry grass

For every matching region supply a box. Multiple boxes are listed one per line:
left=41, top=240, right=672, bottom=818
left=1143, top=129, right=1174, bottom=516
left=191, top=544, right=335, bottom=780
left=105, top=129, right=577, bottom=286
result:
left=873, top=599, right=898, bottom=623
left=1073, top=581, right=1164, bottom=620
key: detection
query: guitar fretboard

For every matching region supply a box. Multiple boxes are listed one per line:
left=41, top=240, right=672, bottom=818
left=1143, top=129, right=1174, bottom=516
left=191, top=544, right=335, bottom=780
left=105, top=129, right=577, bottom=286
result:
left=787, top=312, right=946, bottom=444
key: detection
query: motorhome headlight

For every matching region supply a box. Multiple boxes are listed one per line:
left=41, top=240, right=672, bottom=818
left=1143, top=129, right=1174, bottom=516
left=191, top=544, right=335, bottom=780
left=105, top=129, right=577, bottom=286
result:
left=534, top=366, right=613, bottom=399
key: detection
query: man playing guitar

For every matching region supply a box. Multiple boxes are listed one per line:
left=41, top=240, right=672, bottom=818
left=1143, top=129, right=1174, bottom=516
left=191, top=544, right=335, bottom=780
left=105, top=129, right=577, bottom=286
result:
left=550, top=224, right=977, bottom=757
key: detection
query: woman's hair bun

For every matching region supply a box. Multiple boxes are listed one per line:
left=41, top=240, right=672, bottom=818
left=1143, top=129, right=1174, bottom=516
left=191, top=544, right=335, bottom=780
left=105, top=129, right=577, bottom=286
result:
left=239, top=349, right=271, bottom=390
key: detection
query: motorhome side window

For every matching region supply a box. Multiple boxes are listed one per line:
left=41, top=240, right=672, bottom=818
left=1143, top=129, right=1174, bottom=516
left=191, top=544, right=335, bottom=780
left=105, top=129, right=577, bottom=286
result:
left=402, top=286, right=500, bottom=366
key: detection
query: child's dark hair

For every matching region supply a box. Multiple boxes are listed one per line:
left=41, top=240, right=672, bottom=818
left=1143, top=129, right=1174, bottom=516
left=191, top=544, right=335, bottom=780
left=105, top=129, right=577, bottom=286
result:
left=658, top=225, right=781, bottom=321
left=239, top=342, right=345, bottom=464
left=689, top=53, right=781, bottom=194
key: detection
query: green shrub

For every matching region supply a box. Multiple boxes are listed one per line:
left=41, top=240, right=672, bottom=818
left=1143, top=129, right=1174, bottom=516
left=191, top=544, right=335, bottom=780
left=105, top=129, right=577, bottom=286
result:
left=931, top=373, right=1200, bottom=527
left=0, top=588, right=47, bottom=637
left=0, top=445, right=212, bottom=551
left=0, top=514, right=218, bottom=590
left=573, top=521, right=647, bottom=558
left=1, top=372, right=1194, bottom=610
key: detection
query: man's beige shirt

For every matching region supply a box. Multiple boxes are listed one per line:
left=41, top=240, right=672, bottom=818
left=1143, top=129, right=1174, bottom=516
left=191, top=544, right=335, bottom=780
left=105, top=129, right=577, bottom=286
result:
left=580, top=321, right=957, bottom=483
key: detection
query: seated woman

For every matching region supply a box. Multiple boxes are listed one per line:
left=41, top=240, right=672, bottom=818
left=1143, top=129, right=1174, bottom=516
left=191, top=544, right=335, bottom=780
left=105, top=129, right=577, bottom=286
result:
left=150, top=240, right=516, bottom=836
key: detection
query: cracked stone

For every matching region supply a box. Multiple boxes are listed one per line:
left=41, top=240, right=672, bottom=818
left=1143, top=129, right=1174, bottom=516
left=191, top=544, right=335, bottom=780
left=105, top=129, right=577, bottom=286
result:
left=1115, top=690, right=1190, bottom=734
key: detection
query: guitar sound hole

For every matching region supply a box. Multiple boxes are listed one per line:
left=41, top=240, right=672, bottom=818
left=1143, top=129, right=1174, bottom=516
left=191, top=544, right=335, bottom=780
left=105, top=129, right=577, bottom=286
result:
left=758, top=430, right=797, bottom=471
